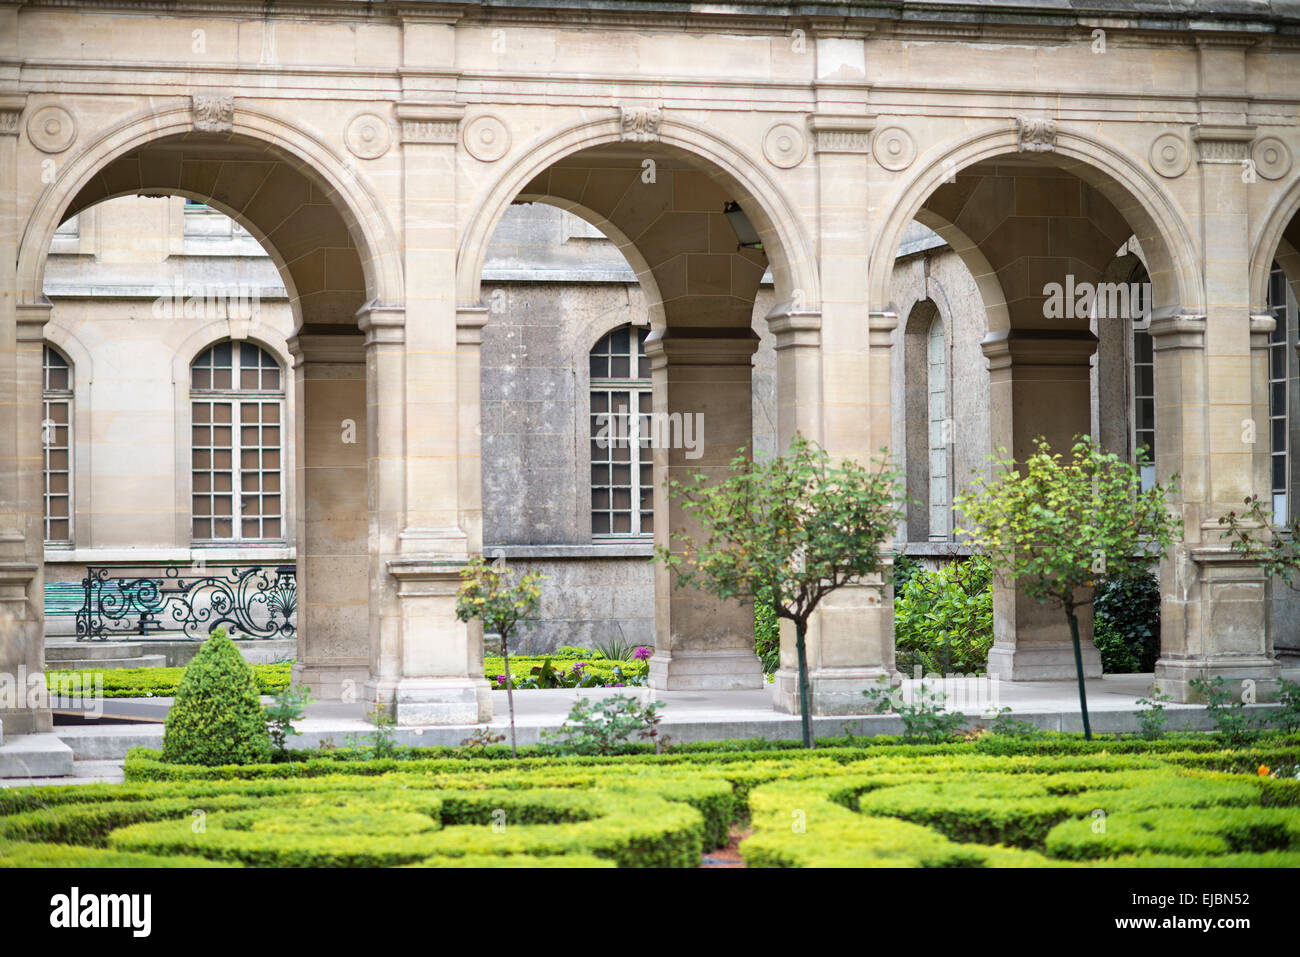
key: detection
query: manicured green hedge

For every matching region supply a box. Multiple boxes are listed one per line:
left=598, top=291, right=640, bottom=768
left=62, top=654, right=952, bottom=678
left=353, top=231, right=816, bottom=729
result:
left=6, top=737, right=1300, bottom=868
left=45, top=662, right=291, bottom=698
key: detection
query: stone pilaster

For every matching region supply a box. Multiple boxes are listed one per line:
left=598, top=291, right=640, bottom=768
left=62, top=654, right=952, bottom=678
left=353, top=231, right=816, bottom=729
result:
left=287, top=328, right=369, bottom=700
left=981, top=329, right=1103, bottom=680
left=646, top=327, right=765, bottom=691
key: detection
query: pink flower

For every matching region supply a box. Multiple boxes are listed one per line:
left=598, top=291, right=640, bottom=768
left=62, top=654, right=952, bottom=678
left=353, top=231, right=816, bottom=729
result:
left=634, top=647, right=652, bottom=661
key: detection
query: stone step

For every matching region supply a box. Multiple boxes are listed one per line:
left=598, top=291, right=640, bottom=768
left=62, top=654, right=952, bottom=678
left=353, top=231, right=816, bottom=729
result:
left=46, top=642, right=147, bottom=662
left=47, top=654, right=170, bottom=671
left=0, top=733, right=75, bottom=778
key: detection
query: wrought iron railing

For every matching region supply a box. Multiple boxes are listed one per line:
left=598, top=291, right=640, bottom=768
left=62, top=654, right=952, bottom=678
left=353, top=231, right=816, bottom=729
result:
left=75, top=565, right=296, bottom=640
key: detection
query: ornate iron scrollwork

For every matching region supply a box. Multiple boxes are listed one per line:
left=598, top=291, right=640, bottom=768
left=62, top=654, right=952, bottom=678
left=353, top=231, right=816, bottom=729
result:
left=75, top=565, right=296, bottom=641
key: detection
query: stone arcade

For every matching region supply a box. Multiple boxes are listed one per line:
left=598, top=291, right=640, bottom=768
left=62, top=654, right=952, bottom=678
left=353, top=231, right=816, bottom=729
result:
left=2, top=0, right=1299, bottom=736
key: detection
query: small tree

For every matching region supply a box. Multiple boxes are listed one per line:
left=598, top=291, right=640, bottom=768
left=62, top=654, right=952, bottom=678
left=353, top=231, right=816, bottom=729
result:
left=955, top=437, right=1182, bottom=740
left=656, top=434, right=904, bottom=748
left=1218, top=494, right=1300, bottom=588
left=454, top=557, right=545, bottom=758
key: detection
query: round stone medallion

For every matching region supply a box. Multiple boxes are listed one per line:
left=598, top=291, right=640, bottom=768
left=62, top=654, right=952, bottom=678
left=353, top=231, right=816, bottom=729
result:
left=27, top=105, right=76, bottom=154
left=1149, top=132, right=1190, bottom=178
left=1253, top=136, right=1292, bottom=181
left=464, top=115, right=510, bottom=162
left=873, top=126, right=916, bottom=172
left=345, top=113, right=392, bottom=160
left=762, top=122, right=806, bottom=169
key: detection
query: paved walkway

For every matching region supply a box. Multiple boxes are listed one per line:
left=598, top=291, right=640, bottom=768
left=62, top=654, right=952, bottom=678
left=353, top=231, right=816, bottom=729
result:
left=4, top=668, right=1294, bottom=788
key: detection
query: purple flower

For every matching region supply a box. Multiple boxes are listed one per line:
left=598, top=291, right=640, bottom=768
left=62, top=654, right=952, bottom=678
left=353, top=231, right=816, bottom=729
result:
left=573, top=662, right=588, bottom=673
left=634, top=647, right=652, bottom=661
left=496, top=674, right=507, bottom=687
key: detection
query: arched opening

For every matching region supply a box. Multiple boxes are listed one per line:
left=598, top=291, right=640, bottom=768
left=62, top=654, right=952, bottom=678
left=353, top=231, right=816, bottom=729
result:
left=28, top=126, right=385, bottom=699
left=468, top=138, right=808, bottom=693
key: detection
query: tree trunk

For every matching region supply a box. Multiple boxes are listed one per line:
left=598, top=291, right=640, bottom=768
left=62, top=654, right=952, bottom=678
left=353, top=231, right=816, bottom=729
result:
left=796, top=618, right=813, bottom=748
left=1066, top=608, right=1093, bottom=741
left=501, top=630, right=518, bottom=758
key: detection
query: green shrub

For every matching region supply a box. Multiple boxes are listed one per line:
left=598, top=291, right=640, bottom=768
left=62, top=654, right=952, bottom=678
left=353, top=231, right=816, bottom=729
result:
left=893, top=557, right=993, bottom=675
left=161, top=628, right=272, bottom=766
left=1092, top=570, right=1161, bottom=673
left=46, top=662, right=290, bottom=699
left=753, top=583, right=780, bottom=675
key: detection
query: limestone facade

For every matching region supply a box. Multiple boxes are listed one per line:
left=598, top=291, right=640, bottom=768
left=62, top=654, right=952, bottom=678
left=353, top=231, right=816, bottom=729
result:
left=4, top=0, right=1300, bottom=732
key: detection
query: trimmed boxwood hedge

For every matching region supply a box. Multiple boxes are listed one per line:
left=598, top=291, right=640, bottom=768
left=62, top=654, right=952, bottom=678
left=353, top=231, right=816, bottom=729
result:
left=4, top=736, right=1298, bottom=868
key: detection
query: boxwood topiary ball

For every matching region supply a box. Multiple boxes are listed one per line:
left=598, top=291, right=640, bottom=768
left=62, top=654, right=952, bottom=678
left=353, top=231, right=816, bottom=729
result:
left=162, top=627, right=272, bottom=765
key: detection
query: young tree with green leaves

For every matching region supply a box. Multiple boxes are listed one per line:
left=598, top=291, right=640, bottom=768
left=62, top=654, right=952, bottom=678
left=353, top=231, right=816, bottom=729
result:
left=955, top=437, right=1182, bottom=740
left=656, top=434, right=904, bottom=748
left=455, top=557, right=545, bottom=758
left=1218, top=494, right=1300, bottom=589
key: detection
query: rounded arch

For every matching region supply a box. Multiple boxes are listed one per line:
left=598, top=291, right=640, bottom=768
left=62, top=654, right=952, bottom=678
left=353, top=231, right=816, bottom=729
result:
left=17, top=102, right=404, bottom=316
left=1251, top=170, right=1300, bottom=312
left=455, top=113, right=819, bottom=317
left=172, top=322, right=293, bottom=385
left=868, top=124, right=1203, bottom=324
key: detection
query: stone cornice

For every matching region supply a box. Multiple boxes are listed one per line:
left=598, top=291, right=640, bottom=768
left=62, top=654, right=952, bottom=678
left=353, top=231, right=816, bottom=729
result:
left=980, top=328, right=1099, bottom=370
left=455, top=306, right=491, bottom=347
left=643, top=326, right=761, bottom=367
left=357, top=303, right=406, bottom=347
left=767, top=310, right=822, bottom=350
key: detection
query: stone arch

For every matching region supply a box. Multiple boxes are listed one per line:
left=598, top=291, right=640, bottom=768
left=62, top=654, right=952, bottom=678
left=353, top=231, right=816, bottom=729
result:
left=16, top=102, right=403, bottom=321
left=1251, top=171, right=1300, bottom=312
left=869, top=123, right=1203, bottom=325
left=456, top=112, right=818, bottom=320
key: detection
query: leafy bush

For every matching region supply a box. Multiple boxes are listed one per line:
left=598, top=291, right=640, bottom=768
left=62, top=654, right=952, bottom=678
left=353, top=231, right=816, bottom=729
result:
left=265, top=685, right=312, bottom=758
left=46, top=662, right=290, bottom=698
left=753, top=583, right=780, bottom=675
left=161, top=628, right=272, bottom=766
left=541, top=694, right=667, bottom=755
left=1092, top=570, right=1161, bottom=673
left=1192, top=675, right=1261, bottom=747
left=862, top=677, right=967, bottom=743
left=893, top=556, right=994, bottom=675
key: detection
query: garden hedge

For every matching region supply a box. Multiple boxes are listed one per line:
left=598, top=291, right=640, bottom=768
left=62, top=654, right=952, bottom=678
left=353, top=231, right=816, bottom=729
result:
left=3, top=736, right=1298, bottom=868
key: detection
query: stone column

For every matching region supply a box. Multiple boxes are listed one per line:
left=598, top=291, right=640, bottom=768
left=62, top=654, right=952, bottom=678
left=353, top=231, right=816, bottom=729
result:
left=981, top=329, right=1103, bottom=679
left=0, top=95, right=50, bottom=736
left=1154, top=119, right=1280, bottom=700
left=287, top=329, right=369, bottom=700
left=647, top=327, right=765, bottom=691
left=378, top=103, right=490, bottom=724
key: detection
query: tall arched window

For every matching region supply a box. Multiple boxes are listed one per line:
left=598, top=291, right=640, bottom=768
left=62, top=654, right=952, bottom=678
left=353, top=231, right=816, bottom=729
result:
left=926, top=315, right=949, bottom=539
left=190, top=340, right=284, bottom=542
left=42, top=344, right=73, bottom=544
left=1268, top=261, right=1294, bottom=525
left=589, top=324, right=652, bottom=537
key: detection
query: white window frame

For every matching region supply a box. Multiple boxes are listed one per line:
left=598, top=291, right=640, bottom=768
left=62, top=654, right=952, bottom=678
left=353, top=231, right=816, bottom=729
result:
left=589, top=325, right=653, bottom=539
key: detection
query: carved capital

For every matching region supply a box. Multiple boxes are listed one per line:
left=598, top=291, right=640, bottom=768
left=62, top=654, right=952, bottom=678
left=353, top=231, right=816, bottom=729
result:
left=1192, top=125, right=1256, bottom=164
left=395, top=103, right=464, bottom=146
left=0, top=95, right=24, bottom=137
left=808, top=113, right=876, bottom=154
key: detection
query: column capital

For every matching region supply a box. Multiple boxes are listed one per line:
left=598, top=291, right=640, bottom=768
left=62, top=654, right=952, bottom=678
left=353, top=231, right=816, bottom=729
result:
left=807, top=113, right=876, bottom=154
left=395, top=102, right=464, bottom=146
left=868, top=310, right=899, bottom=347
left=455, top=306, right=491, bottom=346
left=15, top=299, right=52, bottom=342
left=1148, top=314, right=1207, bottom=350
left=0, top=95, right=25, bottom=136
left=643, top=326, right=760, bottom=367
left=980, top=328, right=1098, bottom=370
left=1249, top=313, right=1276, bottom=349
left=286, top=326, right=364, bottom=366
left=356, top=302, right=405, bottom=347
left=767, top=309, right=821, bottom=350
left=1192, top=124, right=1256, bottom=164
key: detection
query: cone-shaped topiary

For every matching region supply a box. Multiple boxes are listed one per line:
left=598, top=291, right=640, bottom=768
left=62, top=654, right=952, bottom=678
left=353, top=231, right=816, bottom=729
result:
left=162, top=627, right=272, bottom=765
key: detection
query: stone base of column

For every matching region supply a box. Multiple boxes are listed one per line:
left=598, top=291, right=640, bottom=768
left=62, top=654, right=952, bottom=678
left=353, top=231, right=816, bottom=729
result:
left=292, top=659, right=369, bottom=702
left=770, top=665, right=891, bottom=715
left=648, top=649, right=764, bottom=691
left=986, top=640, right=1102, bottom=681
left=1154, top=655, right=1282, bottom=704
left=367, top=676, right=492, bottom=726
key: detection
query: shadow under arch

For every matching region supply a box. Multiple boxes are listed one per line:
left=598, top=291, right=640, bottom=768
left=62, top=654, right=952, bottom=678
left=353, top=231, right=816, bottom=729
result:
left=868, top=124, right=1203, bottom=325
left=16, top=102, right=404, bottom=318
left=455, top=113, right=819, bottom=319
